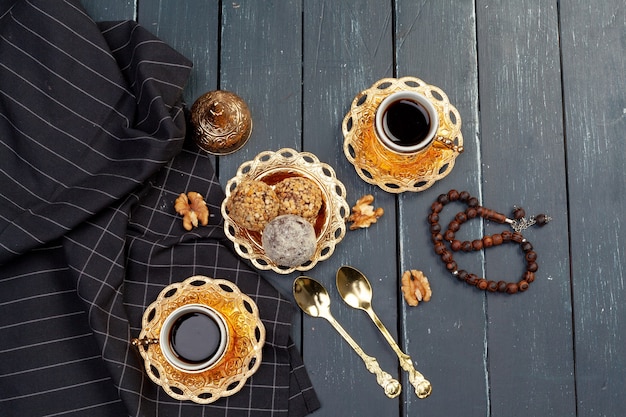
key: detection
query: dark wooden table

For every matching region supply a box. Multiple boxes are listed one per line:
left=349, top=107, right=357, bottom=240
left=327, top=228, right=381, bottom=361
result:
left=78, top=1, right=625, bottom=416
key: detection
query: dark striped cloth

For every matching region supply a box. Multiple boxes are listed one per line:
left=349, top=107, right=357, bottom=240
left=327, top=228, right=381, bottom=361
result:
left=0, top=1, right=320, bottom=416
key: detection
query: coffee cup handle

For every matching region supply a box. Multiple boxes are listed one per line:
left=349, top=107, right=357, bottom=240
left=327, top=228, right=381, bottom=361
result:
left=131, top=337, right=159, bottom=347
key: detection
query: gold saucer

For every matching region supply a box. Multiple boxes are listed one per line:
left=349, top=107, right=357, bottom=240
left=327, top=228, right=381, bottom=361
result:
left=221, top=148, right=350, bottom=274
left=134, top=276, right=265, bottom=404
left=342, top=77, right=464, bottom=193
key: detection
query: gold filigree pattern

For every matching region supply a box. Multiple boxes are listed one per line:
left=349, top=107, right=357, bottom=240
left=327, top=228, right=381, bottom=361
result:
left=342, top=77, right=464, bottom=193
left=190, top=90, right=252, bottom=155
left=134, top=276, right=265, bottom=404
left=221, top=148, right=350, bottom=274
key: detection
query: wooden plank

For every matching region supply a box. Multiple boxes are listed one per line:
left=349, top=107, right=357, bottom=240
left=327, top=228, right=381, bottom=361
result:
left=475, top=1, right=575, bottom=416
left=395, top=1, right=487, bottom=415
left=302, top=1, right=400, bottom=416
left=216, top=0, right=304, bottom=298
left=137, top=0, right=220, bottom=103
left=560, top=0, right=626, bottom=415
left=80, top=0, right=136, bottom=21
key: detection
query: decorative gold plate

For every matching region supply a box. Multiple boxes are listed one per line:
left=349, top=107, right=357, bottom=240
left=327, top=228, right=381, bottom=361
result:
left=342, top=77, right=464, bottom=193
left=221, top=148, right=349, bottom=274
left=134, top=276, right=265, bottom=404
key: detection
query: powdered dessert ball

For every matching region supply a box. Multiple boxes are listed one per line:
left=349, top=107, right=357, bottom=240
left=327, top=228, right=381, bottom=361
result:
left=226, top=180, right=279, bottom=231
left=262, top=215, right=317, bottom=267
left=273, top=177, right=323, bottom=224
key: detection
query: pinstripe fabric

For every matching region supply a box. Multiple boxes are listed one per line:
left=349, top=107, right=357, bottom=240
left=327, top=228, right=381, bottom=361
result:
left=0, top=1, right=319, bottom=416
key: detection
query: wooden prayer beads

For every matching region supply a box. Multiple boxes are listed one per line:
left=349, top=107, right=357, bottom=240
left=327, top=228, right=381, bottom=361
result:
left=428, top=190, right=550, bottom=294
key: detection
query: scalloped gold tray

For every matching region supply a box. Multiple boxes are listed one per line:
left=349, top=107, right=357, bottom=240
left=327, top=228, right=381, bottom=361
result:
left=343, top=77, right=464, bottom=193
left=134, top=276, right=265, bottom=404
left=221, top=148, right=349, bottom=274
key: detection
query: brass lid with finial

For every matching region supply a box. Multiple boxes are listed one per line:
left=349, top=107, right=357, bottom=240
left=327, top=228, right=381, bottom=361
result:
left=190, top=90, right=252, bottom=155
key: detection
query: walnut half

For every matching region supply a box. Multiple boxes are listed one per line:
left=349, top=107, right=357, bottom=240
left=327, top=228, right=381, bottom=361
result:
left=401, top=270, right=432, bottom=307
left=347, top=194, right=384, bottom=230
left=174, top=191, right=209, bottom=231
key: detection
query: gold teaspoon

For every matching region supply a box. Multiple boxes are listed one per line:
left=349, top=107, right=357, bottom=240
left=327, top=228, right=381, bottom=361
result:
left=293, top=276, right=402, bottom=399
left=336, top=266, right=432, bottom=399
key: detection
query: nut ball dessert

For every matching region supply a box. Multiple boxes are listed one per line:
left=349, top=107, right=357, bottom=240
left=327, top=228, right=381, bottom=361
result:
left=261, top=214, right=317, bottom=267
left=225, top=180, right=280, bottom=231
left=273, top=177, right=324, bottom=224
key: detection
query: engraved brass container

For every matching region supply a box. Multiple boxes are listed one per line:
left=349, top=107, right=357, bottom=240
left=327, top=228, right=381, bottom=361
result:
left=190, top=90, right=252, bottom=155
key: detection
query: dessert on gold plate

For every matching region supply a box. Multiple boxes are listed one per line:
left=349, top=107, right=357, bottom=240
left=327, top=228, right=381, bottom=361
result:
left=222, top=148, right=349, bottom=274
left=274, top=177, right=324, bottom=224
left=132, top=276, right=265, bottom=404
left=225, top=180, right=280, bottom=232
left=262, top=214, right=317, bottom=267
left=342, top=76, right=464, bottom=193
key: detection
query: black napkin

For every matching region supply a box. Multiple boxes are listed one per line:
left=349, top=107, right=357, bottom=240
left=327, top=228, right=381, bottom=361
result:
left=0, top=1, right=320, bottom=416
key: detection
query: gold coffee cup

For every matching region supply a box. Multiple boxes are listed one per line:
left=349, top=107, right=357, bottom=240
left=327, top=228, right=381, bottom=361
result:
left=133, top=303, right=229, bottom=374
left=374, top=90, right=439, bottom=155
left=159, top=304, right=229, bottom=373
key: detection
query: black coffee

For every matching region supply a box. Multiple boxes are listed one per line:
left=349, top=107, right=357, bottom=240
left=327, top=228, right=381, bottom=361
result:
left=382, top=99, right=431, bottom=146
left=169, top=312, right=221, bottom=364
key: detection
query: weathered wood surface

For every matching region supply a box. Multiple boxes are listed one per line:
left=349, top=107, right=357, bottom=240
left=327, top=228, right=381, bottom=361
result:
left=396, top=1, right=487, bottom=415
left=475, top=2, right=575, bottom=416
left=560, top=0, right=626, bottom=415
left=300, top=2, right=399, bottom=415
left=74, top=0, right=625, bottom=416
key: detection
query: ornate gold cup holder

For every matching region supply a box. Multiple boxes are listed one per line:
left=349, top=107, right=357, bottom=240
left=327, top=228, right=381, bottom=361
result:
left=343, top=77, right=464, bottom=193
left=221, top=148, right=350, bottom=274
left=133, top=276, right=265, bottom=404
